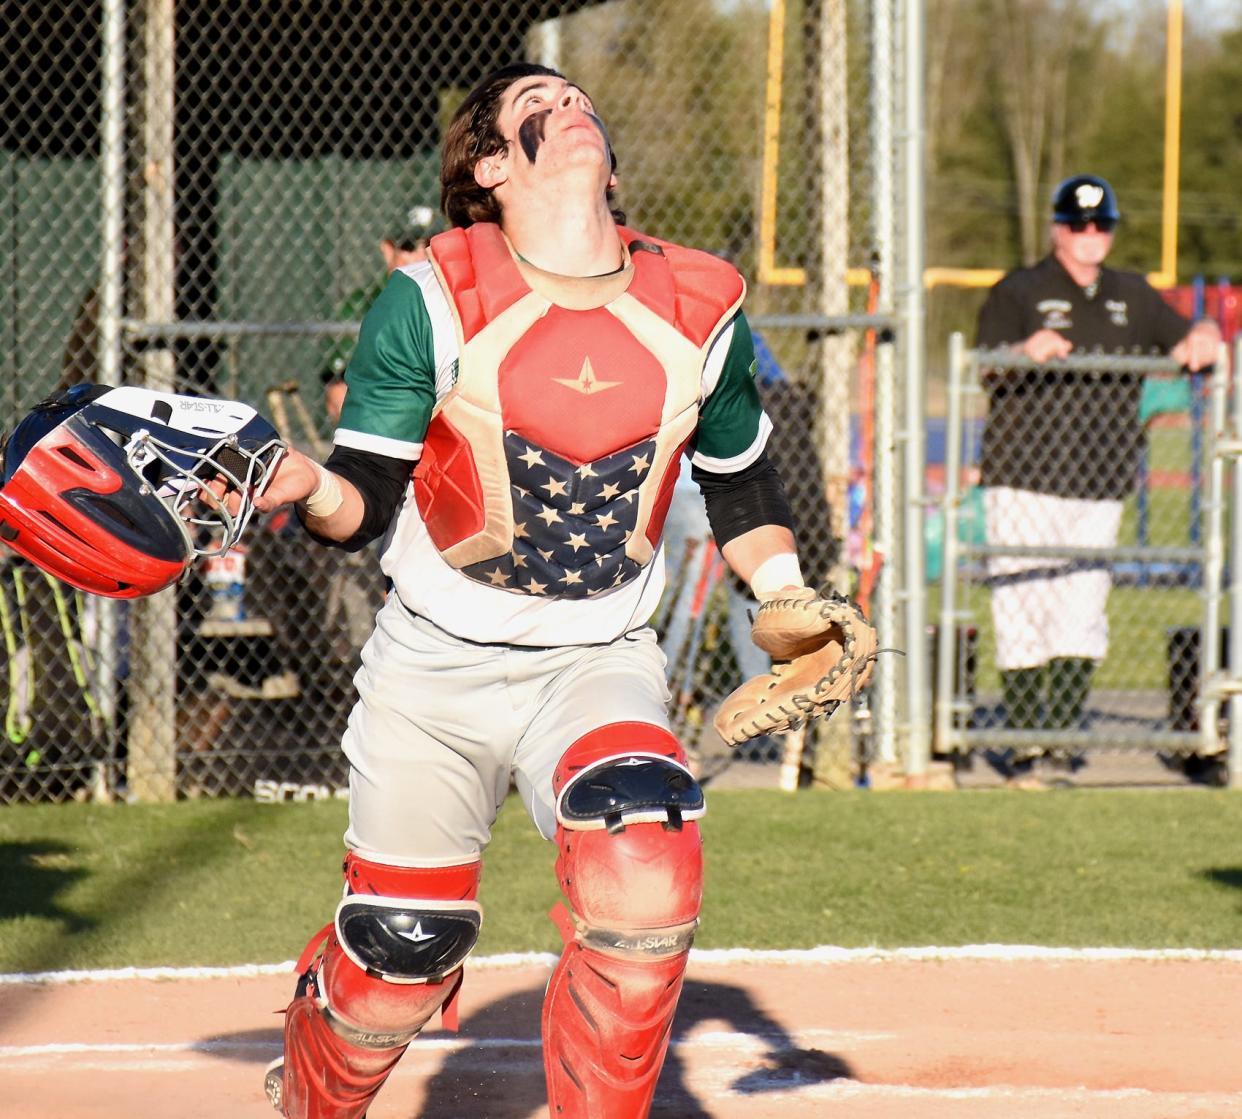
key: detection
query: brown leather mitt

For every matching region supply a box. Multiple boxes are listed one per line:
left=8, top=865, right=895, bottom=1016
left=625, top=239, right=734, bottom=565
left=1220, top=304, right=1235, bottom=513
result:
left=713, top=587, right=878, bottom=746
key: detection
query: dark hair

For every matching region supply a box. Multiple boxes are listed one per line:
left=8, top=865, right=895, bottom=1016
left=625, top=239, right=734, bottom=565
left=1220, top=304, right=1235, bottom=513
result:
left=440, top=62, right=624, bottom=229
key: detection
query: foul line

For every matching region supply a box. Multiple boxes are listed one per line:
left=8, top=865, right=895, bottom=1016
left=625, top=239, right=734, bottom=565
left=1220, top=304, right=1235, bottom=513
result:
left=2, top=944, right=1241, bottom=987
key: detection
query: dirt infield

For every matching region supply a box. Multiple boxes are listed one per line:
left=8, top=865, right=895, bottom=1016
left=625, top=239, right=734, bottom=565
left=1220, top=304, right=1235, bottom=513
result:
left=2, top=952, right=1241, bottom=1118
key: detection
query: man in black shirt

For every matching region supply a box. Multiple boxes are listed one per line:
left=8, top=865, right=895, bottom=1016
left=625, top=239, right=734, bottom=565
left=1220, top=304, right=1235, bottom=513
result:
left=976, top=174, right=1219, bottom=764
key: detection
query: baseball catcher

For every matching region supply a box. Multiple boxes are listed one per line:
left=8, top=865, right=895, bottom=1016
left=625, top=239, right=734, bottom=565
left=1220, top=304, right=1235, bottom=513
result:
left=714, top=586, right=878, bottom=746
left=249, top=61, right=876, bottom=1119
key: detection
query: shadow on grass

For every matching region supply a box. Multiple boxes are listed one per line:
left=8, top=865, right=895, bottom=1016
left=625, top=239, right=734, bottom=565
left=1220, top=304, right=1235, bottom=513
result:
left=202, top=976, right=853, bottom=1118
left=1203, top=867, right=1242, bottom=899
left=0, top=841, right=94, bottom=934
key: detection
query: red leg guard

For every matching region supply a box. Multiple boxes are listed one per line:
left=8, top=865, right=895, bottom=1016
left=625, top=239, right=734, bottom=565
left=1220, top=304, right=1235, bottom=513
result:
left=275, top=856, right=481, bottom=1119
left=543, top=724, right=704, bottom=1119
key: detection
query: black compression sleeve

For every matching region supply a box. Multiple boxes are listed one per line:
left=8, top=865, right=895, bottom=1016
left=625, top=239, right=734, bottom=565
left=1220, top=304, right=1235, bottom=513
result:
left=690, top=451, right=796, bottom=548
left=300, top=446, right=412, bottom=552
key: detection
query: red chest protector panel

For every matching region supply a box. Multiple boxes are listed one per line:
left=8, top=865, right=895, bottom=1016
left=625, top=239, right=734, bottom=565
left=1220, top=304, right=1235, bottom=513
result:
left=415, top=224, right=744, bottom=599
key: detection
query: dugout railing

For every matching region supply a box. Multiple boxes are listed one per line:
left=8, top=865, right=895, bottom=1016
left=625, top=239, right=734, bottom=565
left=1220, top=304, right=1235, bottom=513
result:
left=935, top=336, right=1239, bottom=785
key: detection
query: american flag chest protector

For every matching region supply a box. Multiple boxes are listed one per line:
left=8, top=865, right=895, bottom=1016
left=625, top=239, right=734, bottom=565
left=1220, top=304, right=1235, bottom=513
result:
left=414, top=223, right=745, bottom=600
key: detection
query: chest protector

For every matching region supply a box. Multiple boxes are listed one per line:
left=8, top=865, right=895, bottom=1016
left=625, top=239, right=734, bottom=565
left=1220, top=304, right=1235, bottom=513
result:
left=414, top=224, right=744, bottom=599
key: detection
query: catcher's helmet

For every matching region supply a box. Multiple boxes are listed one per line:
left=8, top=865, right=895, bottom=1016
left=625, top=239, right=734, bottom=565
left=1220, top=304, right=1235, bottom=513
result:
left=1051, top=174, right=1121, bottom=226
left=0, top=384, right=284, bottom=598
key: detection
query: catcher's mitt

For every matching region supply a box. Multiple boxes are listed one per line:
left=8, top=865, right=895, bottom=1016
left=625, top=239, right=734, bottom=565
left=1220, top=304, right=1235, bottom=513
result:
left=713, top=587, right=877, bottom=746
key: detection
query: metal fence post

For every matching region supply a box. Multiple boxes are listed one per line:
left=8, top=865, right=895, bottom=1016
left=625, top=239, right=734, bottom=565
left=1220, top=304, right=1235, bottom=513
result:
left=935, top=333, right=965, bottom=753
left=1199, top=352, right=1227, bottom=758
left=899, top=0, right=929, bottom=776
left=127, top=0, right=179, bottom=803
left=1230, top=339, right=1242, bottom=788
left=868, top=0, right=899, bottom=767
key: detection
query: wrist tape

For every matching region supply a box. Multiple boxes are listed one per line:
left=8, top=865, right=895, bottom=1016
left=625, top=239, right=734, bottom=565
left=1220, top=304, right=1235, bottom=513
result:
left=750, top=552, right=805, bottom=600
left=301, top=461, right=344, bottom=519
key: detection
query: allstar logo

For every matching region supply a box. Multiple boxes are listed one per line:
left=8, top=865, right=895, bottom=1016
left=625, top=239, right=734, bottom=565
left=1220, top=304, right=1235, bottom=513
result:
left=552, top=356, right=622, bottom=395
left=397, top=921, right=436, bottom=944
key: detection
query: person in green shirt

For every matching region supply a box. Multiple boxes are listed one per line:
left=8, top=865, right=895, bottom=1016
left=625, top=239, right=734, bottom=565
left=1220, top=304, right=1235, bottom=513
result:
left=321, top=204, right=445, bottom=423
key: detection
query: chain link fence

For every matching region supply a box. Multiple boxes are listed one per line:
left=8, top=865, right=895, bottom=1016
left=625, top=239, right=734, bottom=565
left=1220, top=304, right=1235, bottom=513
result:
left=1, top=0, right=904, bottom=803
left=934, top=339, right=1233, bottom=784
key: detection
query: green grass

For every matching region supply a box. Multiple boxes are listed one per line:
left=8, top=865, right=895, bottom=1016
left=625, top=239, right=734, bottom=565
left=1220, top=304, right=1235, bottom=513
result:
left=3, top=790, right=1242, bottom=974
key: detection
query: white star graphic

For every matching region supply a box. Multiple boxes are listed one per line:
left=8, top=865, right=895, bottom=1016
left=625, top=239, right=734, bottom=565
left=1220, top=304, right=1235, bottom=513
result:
left=526, top=577, right=547, bottom=594
left=569, top=502, right=587, bottom=516
left=485, top=567, right=509, bottom=587
left=562, top=569, right=583, bottom=585
left=578, top=463, right=598, bottom=478
left=513, top=521, right=529, bottom=538
left=519, top=447, right=545, bottom=469
left=628, top=453, right=651, bottom=474
left=512, top=551, right=527, bottom=568
left=599, top=482, right=621, bottom=500
left=538, top=548, right=555, bottom=562
left=595, top=511, right=618, bottom=531
left=536, top=507, right=562, bottom=526
left=542, top=476, right=568, bottom=498
left=566, top=532, right=589, bottom=552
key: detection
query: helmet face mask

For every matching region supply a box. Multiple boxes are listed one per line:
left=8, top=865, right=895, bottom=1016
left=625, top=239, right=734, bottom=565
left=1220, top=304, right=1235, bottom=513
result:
left=0, top=385, right=285, bottom=598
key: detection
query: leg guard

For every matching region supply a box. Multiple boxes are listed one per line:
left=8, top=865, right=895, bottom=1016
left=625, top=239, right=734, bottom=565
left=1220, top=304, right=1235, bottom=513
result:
left=542, top=723, right=704, bottom=1119
left=273, top=855, right=481, bottom=1119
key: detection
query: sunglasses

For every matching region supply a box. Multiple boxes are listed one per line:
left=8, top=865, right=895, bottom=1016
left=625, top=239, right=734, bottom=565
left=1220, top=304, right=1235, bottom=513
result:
left=1063, top=218, right=1117, bottom=234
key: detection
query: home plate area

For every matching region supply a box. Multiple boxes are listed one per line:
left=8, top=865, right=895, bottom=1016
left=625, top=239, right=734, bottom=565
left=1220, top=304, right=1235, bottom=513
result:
left=1, top=949, right=1239, bottom=1118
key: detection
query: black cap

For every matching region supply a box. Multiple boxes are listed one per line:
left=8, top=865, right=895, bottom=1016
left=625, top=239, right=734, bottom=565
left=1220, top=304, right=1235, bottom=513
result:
left=386, top=204, right=446, bottom=250
left=1051, top=175, right=1121, bottom=225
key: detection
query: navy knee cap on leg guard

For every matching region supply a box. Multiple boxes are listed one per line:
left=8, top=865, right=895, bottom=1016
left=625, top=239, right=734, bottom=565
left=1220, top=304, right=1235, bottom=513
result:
left=335, top=896, right=481, bottom=984
left=555, top=752, right=705, bottom=834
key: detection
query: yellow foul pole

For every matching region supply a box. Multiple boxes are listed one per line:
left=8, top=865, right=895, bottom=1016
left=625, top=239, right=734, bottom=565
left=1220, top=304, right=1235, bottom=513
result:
left=1151, top=0, right=1183, bottom=287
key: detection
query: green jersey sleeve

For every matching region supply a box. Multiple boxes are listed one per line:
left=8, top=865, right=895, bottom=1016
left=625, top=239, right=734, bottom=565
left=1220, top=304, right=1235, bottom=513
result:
left=334, top=270, right=438, bottom=459
left=690, top=311, right=771, bottom=472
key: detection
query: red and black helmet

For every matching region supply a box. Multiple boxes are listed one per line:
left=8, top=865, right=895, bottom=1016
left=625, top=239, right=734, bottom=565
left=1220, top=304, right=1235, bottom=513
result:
left=0, top=384, right=285, bottom=599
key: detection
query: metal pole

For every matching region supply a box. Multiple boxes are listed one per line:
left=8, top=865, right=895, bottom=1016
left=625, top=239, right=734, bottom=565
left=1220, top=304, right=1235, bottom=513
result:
left=128, top=0, right=179, bottom=803
left=868, top=0, right=898, bottom=766
left=935, top=334, right=965, bottom=753
left=96, top=0, right=126, bottom=762
left=1200, top=352, right=1227, bottom=757
left=1230, top=339, right=1242, bottom=788
left=811, top=0, right=851, bottom=596
left=898, top=0, right=929, bottom=776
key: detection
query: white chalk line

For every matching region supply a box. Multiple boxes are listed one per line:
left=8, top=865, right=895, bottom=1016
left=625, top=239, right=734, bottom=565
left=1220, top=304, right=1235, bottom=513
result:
left=2, top=1037, right=1239, bottom=1108
left=3, top=944, right=1241, bottom=986
left=0, top=1027, right=890, bottom=1062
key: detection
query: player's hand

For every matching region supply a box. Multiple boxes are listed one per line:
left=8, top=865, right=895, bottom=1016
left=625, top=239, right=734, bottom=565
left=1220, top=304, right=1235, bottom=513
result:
left=1171, top=320, right=1222, bottom=373
left=1018, top=329, right=1073, bottom=364
left=251, top=446, right=322, bottom=513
